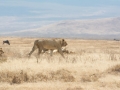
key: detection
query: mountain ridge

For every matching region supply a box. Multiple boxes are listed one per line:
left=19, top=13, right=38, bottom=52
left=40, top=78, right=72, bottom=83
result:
left=1, top=17, right=120, bottom=39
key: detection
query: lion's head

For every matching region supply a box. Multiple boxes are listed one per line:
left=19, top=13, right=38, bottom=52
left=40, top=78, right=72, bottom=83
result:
left=60, top=39, right=67, bottom=47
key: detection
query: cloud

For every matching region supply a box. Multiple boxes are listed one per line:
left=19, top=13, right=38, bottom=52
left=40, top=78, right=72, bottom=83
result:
left=1, top=1, right=120, bottom=18
left=83, top=10, right=106, bottom=17
left=0, top=15, right=57, bottom=33
left=0, top=0, right=120, bottom=33
left=0, top=16, right=18, bottom=31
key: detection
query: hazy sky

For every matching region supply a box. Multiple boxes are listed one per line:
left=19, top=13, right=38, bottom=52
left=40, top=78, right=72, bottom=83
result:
left=0, top=0, right=120, bottom=33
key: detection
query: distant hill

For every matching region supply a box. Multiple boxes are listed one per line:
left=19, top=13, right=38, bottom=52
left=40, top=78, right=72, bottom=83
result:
left=1, top=17, right=120, bottom=39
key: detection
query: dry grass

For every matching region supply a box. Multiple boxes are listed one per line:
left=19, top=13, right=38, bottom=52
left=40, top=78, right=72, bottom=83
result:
left=0, top=37, right=120, bottom=90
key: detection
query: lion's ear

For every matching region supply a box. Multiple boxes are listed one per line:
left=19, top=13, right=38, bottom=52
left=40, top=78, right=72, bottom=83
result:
left=62, top=39, right=64, bottom=41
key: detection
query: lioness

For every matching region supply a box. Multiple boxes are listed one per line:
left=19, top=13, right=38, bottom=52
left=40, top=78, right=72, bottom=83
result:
left=29, top=39, right=67, bottom=58
left=0, top=48, right=4, bottom=56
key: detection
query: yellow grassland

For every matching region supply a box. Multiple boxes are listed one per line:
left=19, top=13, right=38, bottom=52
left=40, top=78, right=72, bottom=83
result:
left=0, top=37, right=120, bottom=90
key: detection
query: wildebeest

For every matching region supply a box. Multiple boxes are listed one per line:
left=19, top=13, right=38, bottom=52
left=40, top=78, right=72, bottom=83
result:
left=28, top=39, right=67, bottom=62
left=0, top=48, right=4, bottom=56
left=3, top=40, right=10, bottom=45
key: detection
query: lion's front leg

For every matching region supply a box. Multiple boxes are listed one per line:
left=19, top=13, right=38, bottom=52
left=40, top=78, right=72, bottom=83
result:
left=58, top=48, right=65, bottom=58
left=28, top=45, right=38, bottom=57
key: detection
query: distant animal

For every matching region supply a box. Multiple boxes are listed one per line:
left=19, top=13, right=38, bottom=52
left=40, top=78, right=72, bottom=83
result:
left=59, top=47, right=75, bottom=54
left=3, top=40, right=10, bottom=45
left=28, top=39, right=67, bottom=62
left=45, top=47, right=69, bottom=54
left=61, top=47, right=69, bottom=53
left=0, top=48, right=4, bottom=56
left=114, top=39, right=119, bottom=41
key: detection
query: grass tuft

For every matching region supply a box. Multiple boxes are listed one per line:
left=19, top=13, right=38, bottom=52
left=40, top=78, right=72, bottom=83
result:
left=106, top=64, right=120, bottom=75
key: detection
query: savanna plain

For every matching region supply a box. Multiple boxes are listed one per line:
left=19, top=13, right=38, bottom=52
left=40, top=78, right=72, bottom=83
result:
left=0, top=37, right=120, bottom=90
